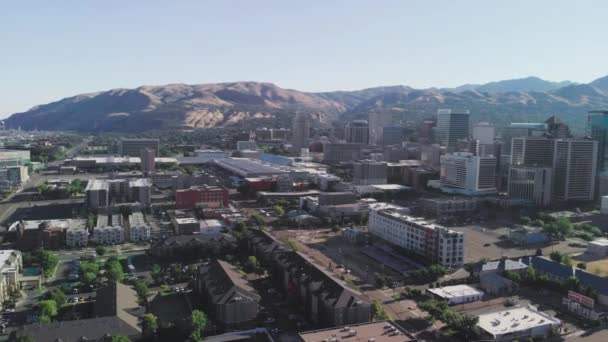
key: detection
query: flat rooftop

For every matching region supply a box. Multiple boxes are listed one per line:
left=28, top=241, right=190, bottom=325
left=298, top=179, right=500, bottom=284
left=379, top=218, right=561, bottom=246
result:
left=427, top=285, right=483, bottom=299
left=590, top=238, right=608, bottom=247
left=477, top=306, right=560, bottom=337
left=299, top=321, right=416, bottom=342
left=214, top=158, right=290, bottom=177
left=174, top=218, right=199, bottom=225
left=371, top=202, right=459, bottom=234
left=9, top=219, right=87, bottom=231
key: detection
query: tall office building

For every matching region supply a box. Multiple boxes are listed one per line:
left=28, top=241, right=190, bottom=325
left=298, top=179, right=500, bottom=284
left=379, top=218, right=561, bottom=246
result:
left=510, top=137, right=554, bottom=167
left=545, top=116, right=570, bottom=139
left=382, top=126, right=404, bottom=145
left=501, top=123, right=546, bottom=154
left=120, top=139, right=159, bottom=157
left=353, top=160, right=387, bottom=185
left=440, top=152, right=497, bottom=195
left=140, top=148, right=155, bottom=174
left=345, top=120, right=369, bottom=144
left=473, top=122, right=495, bottom=144
left=436, top=109, right=470, bottom=150
left=553, top=139, right=597, bottom=202
left=508, top=166, right=553, bottom=207
left=291, top=113, right=311, bottom=156
left=589, top=110, right=608, bottom=196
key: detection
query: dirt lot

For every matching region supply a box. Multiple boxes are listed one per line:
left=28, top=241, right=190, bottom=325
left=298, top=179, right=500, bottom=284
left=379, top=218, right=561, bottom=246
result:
left=584, top=259, right=608, bottom=276
left=451, top=225, right=588, bottom=263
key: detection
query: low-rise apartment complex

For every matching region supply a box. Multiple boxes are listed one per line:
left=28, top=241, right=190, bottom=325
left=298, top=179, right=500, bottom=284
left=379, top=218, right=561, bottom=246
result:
left=368, top=203, right=464, bottom=267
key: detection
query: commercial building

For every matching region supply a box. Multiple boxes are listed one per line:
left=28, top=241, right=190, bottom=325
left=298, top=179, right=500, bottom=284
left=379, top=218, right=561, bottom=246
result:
left=93, top=226, right=125, bottom=245
left=199, top=219, right=225, bottom=235
left=382, top=126, right=404, bottom=145
left=436, top=109, right=470, bottom=150
left=292, top=112, right=311, bottom=156
left=421, top=144, right=443, bottom=167
left=66, top=228, right=88, bottom=247
left=553, top=139, right=597, bottom=202
left=140, top=147, right=156, bottom=174
left=175, top=185, right=230, bottom=209
left=196, top=260, right=261, bottom=329
left=322, top=143, right=365, bottom=164
left=545, top=115, right=570, bottom=139
left=353, top=160, right=387, bottom=185
left=214, top=158, right=291, bottom=178
left=427, top=285, right=484, bottom=305
left=368, top=203, right=464, bottom=267
left=501, top=122, right=547, bottom=154
left=586, top=238, right=608, bottom=258
left=173, top=217, right=200, bottom=235
left=440, top=152, right=497, bottom=195
left=0, top=165, right=29, bottom=190
left=298, top=321, right=417, bottom=342
left=12, top=219, right=87, bottom=250
left=120, top=138, right=159, bottom=157
left=249, top=230, right=371, bottom=327
left=510, top=137, right=554, bottom=167
left=475, top=306, right=560, bottom=341
left=509, top=226, right=547, bottom=245
left=507, top=166, right=553, bottom=207
left=236, top=140, right=258, bottom=151
left=345, top=120, right=369, bottom=144
left=418, top=197, right=479, bottom=218
left=473, top=122, right=495, bottom=144
left=85, top=178, right=152, bottom=209
left=0, top=250, right=22, bottom=307
left=0, top=149, right=30, bottom=167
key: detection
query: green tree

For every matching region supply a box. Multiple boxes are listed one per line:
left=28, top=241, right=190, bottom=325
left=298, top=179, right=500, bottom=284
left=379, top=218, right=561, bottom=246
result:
left=38, top=250, right=59, bottom=278
left=49, top=289, right=66, bottom=306
left=286, top=239, right=299, bottom=252
left=244, top=256, right=259, bottom=273
left=150, top=264, right=163, bottom=284
left=549, top=251, right=563, bottom=263
left=111, top=336, right=131, bottom=342
left=577, top=262, right=587, bottom=270
left=520, top=216, right=531, bottom=225
left=134, top=280, right=149, bottom=305
left=96, top=246, right=107, bottom=256
left=556, top=217, right=573, bottom=238
left=273, top=205, right=285, bottom=216
left=234, top=221, right=246, bottom=233
left=16, top=336, right=34, bottom=342
left=83, top=272, right=97, bottom=285
left=87, top=213, right=97, bottom=228
left=371, top=299, right=390, bottom=320
left=142, top=313, right=158, bottom=338
left=39, top=300, right=58, bottom=322
left=106, top=257, right=125, bottom=282
left=190, top=310, right=208, bottom=342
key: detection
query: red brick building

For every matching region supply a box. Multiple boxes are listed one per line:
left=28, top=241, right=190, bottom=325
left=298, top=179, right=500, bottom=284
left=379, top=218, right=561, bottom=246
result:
left=175, top=185, right=229, bottom=209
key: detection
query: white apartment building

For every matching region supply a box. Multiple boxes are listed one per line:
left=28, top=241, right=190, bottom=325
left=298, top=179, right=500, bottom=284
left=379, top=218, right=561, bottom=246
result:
left=66, top=228, right=89, bottom=247
left=440, top=152, right=497, bottom=196
left=0, top=250, right=22, bottom=306
left=368, top=203, right=464, bottom=267
left=130, top=225, right=151, bottom=242
left=93, top=226, right=125, bottom=245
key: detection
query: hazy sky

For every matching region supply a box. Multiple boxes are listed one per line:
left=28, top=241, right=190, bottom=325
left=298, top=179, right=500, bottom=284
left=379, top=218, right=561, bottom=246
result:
left=1, top=0, right=607, bottom=117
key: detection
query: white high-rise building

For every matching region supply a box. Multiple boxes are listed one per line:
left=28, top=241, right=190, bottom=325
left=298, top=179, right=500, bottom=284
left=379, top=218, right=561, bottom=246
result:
left=368, top=203, right=464, bottom=267
left=473, top=122, right=495, bottom=145
left=440, top=152, right=497, bottom=195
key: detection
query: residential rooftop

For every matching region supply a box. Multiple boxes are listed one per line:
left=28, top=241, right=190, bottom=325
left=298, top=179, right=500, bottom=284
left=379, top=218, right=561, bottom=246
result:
left=9, top=219, right=87, bottom=231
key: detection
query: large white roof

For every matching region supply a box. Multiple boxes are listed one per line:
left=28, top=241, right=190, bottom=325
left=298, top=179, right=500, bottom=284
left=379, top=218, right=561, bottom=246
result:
left=477, top=306, right=560, bottom=337
left=427, top=284, right=483, bottom=299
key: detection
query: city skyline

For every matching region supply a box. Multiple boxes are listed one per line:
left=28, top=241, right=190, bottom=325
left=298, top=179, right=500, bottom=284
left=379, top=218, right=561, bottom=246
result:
left=2, top=0, right=608, bottom=116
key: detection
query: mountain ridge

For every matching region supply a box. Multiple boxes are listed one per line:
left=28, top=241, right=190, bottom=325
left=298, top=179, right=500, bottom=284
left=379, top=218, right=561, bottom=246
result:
left=6, top=76, right=608, bottom=133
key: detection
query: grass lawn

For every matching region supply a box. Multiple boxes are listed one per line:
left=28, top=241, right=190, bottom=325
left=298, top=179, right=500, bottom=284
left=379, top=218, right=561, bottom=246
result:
left=585, top=259, right=608, bottom=276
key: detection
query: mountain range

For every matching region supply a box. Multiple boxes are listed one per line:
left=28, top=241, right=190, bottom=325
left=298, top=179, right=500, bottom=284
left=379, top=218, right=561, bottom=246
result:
left=6, top=76, right=608, bottom=133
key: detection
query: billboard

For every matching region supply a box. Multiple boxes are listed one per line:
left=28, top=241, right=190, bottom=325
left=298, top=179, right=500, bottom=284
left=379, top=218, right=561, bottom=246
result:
left=568, top=291, right=594, bottom=308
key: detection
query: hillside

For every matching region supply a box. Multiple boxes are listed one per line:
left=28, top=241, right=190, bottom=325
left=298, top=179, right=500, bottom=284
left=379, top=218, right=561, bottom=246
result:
left=6, top=76, right=608, bottom=133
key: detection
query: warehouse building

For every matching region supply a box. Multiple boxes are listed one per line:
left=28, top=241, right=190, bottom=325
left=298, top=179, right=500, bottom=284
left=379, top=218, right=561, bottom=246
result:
left=427, top=284, right=483, bottom=305
left=475, top=306, right=560, bottom=341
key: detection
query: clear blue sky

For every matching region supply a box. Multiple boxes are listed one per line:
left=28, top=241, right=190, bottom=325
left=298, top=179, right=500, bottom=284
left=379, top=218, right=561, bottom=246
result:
left=1, top=0, right=607, bottom=117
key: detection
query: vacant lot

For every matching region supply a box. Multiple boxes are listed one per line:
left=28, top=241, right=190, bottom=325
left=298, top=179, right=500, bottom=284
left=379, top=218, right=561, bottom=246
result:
left=452, top=225, right=587, bottom=263
left=585, top=259, right=608, bottom=276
